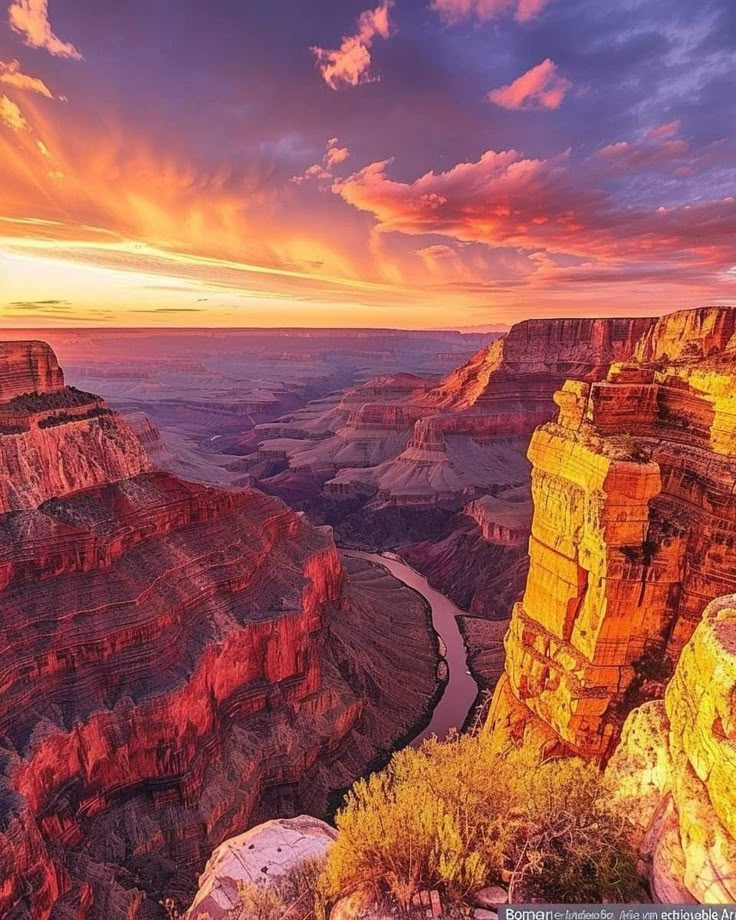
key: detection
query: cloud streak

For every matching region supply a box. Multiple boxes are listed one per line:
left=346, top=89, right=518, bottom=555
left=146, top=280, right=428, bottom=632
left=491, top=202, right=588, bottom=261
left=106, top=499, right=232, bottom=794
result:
left=8, top=0, right=83, bottom=59
left=311, top=2, right=392, bottom=90
left=488, top=58, right=571, bottom=110
left=0, top=59, right=56, bottom=97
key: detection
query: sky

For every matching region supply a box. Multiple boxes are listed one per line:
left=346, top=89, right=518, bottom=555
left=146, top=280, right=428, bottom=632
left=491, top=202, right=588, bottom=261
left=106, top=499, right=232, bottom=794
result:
left=0, top=0, right=734, bottom=328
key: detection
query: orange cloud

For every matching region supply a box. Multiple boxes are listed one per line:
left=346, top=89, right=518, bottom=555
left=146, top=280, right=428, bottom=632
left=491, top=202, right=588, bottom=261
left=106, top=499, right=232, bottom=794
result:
left=488, top=58, right=571, bottom=110
left=0, top=59, right=55, bottom=97
left=311, top=2, right=392, bottom=90
left=0, top=94, right=29, bottom=130
left=8, top=0, right=82, bottom=59
left=431, top=0, right=553, bottom=24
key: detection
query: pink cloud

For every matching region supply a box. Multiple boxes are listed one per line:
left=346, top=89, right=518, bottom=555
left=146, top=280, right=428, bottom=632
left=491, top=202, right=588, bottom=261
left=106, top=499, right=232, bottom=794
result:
left=332, top=148, right=736, bottom=280
left=647, top=119, right=681, bottom=140
left=597, top=122, right=691, bottom=172
left=8, top=0, right=82, bottom=59
left=0, top=59, right=55, bottom=98
left=311, top=2, right=392, bottom=90
left=292, top=137, right=351, bottom=185
left=431, top=0, right=553, bottom=24
left=488, top=58, right=571, bottom=110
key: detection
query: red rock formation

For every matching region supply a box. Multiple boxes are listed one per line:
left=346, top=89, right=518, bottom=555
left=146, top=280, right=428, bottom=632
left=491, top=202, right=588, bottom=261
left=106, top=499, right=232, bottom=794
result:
left=0, top=343, right=440, bottom=919
left=487, top=306, right=736, bottom=759
left=0, top=341, right=65, bottom=402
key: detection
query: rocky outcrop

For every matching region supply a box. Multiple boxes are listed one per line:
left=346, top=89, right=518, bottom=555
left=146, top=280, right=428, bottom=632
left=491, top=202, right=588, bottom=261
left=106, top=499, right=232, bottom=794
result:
left=487, top=306, right=736, bottom=759
left=0, top=341, right=65, bottom=401
left=606, top=593, right=736, bottom=903
left=0, top=343, right=440, bottom=919
left=186, top=816, right=336, bottom=919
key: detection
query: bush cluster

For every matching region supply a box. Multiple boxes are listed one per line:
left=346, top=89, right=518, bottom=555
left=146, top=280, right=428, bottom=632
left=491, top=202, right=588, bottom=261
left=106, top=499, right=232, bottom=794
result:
left=319, top=732, right=644, bottom=909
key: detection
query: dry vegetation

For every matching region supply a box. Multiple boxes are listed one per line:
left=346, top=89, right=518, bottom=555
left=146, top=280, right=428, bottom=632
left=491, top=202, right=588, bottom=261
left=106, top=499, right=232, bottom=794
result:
left=319, top=731, right=645, bottom=911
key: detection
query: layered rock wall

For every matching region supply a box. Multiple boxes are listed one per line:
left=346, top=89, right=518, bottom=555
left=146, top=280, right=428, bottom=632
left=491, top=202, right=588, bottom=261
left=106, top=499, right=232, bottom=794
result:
left=0, top=342, right=440, bottom=919
left=0, top=342, right=65, bottom=401
left=487, top=306, right=736, bottom=758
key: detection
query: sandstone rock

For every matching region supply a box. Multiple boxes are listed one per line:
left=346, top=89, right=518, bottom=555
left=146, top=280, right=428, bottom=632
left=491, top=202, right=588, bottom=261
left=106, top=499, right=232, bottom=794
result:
left=606, top=593, right=736, bottom=903
left=186, top=816, right=336, bottom=919
left=486, top=306, right=736, bottom=757
left=472, top=885, right=509, bottom=907
left=0, top=343, right=442, bottom=919
left=0, top=341, right=65, bottom=402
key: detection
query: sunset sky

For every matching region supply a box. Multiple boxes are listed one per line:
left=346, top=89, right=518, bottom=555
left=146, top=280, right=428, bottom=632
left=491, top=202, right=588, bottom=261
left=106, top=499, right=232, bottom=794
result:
left=0, top=0, right=734, bottom=328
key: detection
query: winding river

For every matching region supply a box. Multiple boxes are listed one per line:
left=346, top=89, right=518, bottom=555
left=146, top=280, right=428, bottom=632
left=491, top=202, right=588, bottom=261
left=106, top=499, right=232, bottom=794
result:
left=346, top=551, right=479, bottom=746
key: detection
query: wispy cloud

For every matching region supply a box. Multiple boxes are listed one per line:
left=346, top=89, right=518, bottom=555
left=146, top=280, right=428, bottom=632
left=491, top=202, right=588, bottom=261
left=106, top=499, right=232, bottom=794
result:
left=488, top=58, right=571, bottom=110
left=8, top=0, right=83, bottom=59
left=9, top=298, right=72, bottom=309
left=431, top=0, right=553, bottom=25
left=0, top=59, right=56, bottom=97
left=292, top=137, right=350, bottom=185
left=0, top=94, right=28, bottom=130
left=311, top=2, right=392, bottom=90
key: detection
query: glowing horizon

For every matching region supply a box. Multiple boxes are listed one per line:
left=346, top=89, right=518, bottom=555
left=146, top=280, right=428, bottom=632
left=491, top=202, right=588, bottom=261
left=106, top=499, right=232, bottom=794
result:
left=1, top=0, right=734, bottom=329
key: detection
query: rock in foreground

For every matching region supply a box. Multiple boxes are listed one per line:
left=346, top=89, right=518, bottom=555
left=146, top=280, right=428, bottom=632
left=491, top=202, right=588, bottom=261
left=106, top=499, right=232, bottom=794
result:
left=606, top=593, right=736, bottom=903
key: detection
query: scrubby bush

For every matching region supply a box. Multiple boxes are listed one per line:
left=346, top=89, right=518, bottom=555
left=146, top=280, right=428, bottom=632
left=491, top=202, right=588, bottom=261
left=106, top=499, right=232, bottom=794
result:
left=320, top=732, right=644, bottom=908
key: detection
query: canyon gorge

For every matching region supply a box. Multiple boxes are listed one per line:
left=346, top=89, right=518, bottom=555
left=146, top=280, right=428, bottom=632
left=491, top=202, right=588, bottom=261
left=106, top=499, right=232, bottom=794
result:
left=0, top=342, right=441, bottom=918
left=4, top=307, right=736, bottom=918
left=183, top=305, right=736, bottom=916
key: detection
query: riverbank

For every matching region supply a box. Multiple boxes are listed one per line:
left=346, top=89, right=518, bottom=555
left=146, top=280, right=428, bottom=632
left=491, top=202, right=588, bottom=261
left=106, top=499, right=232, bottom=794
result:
left=345, top=550, right=479, bottom=744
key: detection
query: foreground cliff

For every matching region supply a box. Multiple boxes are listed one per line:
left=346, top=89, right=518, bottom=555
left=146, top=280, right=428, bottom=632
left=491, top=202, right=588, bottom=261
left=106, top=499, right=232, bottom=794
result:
left=0, top=343, right=439, bottom=919
left=606, top=593, right=736, bottom=903
left=488, top=305, right=736, bottom=758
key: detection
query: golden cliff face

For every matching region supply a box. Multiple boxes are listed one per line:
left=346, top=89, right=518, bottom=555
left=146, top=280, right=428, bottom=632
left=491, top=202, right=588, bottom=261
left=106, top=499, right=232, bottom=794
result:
left=487, top=306, right=736, bottom=758
left=606, top=594, right=736, bottom=903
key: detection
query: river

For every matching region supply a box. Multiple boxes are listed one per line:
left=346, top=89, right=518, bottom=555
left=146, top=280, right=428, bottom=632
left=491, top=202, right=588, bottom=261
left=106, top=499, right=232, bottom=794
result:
left=346, top=551, right=479, bottom=746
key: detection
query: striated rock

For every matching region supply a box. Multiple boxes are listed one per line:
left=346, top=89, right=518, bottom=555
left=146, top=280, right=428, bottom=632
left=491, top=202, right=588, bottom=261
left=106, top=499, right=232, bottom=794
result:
left=0, top=341, right=65, bottom=402
left=186, top=816, right=336, bottom=919
left=487, top=305, right=736, bottom=758
left=0, top=343, right=441, bottom=919
left=606, top=593, right=736, bottom=903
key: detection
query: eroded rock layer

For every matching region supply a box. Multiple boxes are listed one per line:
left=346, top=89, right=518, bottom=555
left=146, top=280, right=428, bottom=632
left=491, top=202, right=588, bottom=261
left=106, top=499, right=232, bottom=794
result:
left=487, top=306, right=736, bottom=758
left=0, top=344, right=439, bottom=919
left=606, top=593, right=736, bottom=903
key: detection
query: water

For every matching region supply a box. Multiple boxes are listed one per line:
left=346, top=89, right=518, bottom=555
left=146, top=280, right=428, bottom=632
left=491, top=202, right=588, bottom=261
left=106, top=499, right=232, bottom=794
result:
left=346, top=551, right=479, bottom=746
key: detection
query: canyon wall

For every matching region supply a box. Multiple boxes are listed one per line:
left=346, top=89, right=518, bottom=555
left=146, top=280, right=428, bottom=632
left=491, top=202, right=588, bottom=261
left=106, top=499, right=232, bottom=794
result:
left=0, top=344, right=439, bottom=919
left=487, top=306, right=736, bottom=758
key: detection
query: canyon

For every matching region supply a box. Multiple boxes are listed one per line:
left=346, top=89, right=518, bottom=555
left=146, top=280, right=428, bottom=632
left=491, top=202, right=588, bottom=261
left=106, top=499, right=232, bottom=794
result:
left=184, top=305, right=736, bottom=916
left=0, top=342, right=440, bottom=919
left=250, top=317, right=659, bottom=694
left=7, top=308, right=736, bottom=917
